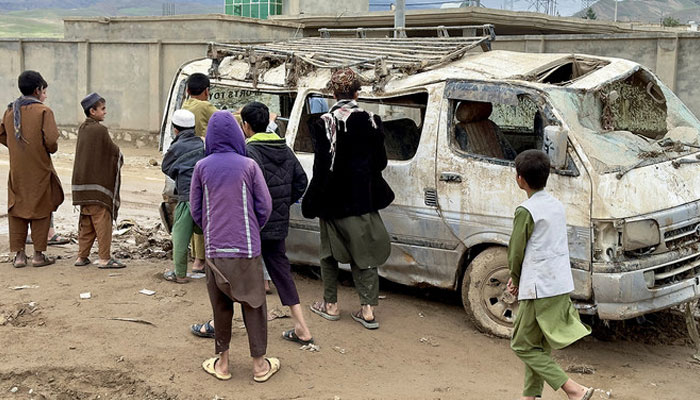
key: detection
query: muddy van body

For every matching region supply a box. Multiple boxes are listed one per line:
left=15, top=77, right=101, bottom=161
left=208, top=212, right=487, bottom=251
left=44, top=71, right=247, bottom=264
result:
left=161, top=30, right=700, bottom=336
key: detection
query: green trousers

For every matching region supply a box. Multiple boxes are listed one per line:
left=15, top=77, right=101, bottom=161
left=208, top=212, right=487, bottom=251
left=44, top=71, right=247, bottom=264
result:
left=171, top=201, right=202, bottom=278
left=510, top=294, right=591, bottom=398
left=320, top=256, right=379, bottom=306
left=319, top=213, right=389, bottom=306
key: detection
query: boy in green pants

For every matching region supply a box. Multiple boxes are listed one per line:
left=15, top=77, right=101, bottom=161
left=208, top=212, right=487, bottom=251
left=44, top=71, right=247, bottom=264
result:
left=507, top=149, right=594, bottom=400
left=161, top=109, right=205, bottom=283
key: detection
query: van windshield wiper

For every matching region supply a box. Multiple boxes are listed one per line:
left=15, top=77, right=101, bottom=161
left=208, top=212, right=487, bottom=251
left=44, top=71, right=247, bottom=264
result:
left=672, top=154, right=700, bottom=169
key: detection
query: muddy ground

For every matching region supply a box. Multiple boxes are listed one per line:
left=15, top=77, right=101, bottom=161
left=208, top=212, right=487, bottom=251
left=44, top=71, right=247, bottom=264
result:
left=1, top=141, right=700, bottom=400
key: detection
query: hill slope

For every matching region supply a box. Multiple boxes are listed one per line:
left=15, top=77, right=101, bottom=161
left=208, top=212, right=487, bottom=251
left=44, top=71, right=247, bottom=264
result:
left=575, top=0, right=700, bottom=23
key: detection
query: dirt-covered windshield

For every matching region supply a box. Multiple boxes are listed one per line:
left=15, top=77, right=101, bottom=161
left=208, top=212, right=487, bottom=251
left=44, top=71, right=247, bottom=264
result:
left=549, top=70, right=700, bottom=175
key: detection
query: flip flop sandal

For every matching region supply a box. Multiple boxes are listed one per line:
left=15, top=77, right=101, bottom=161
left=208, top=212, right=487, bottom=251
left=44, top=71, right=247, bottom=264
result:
left=282, top=329, right=314, bottom=345
left=97, top=258, right=126, bottom=269
left=309, top=301, right=340, bottom=321
left=253, top=357, right=280, bottom=383
left=12, top=254, right=27, bottom=268
left=163, top=270, right=189, bottom=283
left=191, top=321, right=216, bottom=338
left=581, top=387, right=594, bottom=400
left=32, top=254, right=56, bottom=268
left=74, top=258, right=91, bottom=267
left=202, top=357, right=231, bottom=381
left=47, top=234, right=70, bottom=245
left=351, top=310, right=379, bottom=330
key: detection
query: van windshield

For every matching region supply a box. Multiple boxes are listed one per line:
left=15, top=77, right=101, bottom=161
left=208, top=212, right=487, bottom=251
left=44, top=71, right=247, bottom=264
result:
left=549, top=77, right=700, bottom=175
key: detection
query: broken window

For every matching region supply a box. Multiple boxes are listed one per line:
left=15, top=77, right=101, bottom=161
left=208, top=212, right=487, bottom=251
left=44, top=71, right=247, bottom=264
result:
left=448, top=95, right=543, bottom=161
left=599, top=70, right=667, bottom=139
left=208, top=84, right=296, bottom=136
left=294, top=92, right=427, bottom=161
left=530, top=56, right=609, bottom=86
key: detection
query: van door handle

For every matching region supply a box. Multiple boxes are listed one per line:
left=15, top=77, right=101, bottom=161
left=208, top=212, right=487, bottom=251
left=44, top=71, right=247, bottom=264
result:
left=439, top=172, right=463, bottom=183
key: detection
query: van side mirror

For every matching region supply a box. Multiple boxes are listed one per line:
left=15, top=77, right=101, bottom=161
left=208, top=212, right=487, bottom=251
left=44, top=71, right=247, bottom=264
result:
left=543, top=125, right=568, bottom=169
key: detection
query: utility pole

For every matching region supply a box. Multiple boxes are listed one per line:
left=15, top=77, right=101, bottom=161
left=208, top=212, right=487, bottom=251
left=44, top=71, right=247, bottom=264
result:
left=394, top=0, right=406, bottom=38
left=614, top=0, right=619, bottom=22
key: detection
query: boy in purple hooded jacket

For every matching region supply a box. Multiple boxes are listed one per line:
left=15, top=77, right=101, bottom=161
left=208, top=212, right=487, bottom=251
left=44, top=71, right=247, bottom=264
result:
left=189, top=110, right=280, bottom=383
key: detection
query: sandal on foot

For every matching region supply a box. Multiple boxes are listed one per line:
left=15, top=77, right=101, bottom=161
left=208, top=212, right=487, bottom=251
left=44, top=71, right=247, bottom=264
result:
left=309, top=301, right=340, bottom=321
left=74, top=258, right=91, bottom=267
left=163, top=270, right=188, bottom=283
left=191, top=320, right=215, bottom=338
left=581, top=387, right=594, bottom=400
left=47, top=234, right=70, bottom=245
left=32, top=254, right=55, bottom=268
left=191, top=268, right=205, bottom=274
left=97, top=258, right=126, bottom=269
left=253, top=357, right=280, bottom=383
left=12, top=254, right=27, bottom=268
left=282, top=329, right=314, bottom=345
left=351, top=310, right=379, bottom=330
left=202, top=357, right=231, bottom=381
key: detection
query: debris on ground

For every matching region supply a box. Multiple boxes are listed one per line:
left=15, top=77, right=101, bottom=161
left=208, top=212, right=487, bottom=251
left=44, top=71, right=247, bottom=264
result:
left=419, top=336, right=440, bottom=347
left=1, top=302, right=41, bottom=327
left=0, top=254, right=11, bottom=263
left=267, top=307, right=291, bottom=321
left=595, top=388, right=613, bottom=399
left=8, top=285, right=39, bottom=291
left=139, top=289, right=156, bottom=296
left=148, top=158, right=159, bottom=166
left=110, top=220, right=172, bottom=260
left=332, top=346, right=347, bottom=355
left=79, top=292, right=92, bottom=300
left=300, top=343, right=320, bottom=352
left=566, top=364, right=595, bottom=374
left=378, top=295, right=387, bottom=300
left=186, top=272, right=206, bottom=279
left=108, top=317, right=156, bottom=327
left=418, top=312, right=425, bottom=318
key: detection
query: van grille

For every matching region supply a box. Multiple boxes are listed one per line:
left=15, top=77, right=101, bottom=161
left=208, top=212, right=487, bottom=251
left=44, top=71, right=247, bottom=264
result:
left=650, top=250, right=700, bottom=288
left=664, top=221, right=700, bottom=250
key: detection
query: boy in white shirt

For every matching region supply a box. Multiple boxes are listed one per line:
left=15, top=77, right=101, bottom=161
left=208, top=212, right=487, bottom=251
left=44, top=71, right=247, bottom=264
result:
left=507, top=149, right=594, bottom=400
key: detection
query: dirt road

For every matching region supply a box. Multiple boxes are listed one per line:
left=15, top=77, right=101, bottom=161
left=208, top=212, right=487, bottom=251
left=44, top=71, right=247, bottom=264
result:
left=1, top=141, right=700, bottom=400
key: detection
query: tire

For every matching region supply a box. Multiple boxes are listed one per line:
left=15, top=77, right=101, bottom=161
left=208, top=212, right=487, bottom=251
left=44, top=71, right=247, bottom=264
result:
left=461, top=246, right=518, bottom=338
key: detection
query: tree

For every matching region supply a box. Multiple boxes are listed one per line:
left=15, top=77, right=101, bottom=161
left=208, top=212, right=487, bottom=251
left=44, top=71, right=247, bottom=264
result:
left=663, top=17, right=681, bottom=27
left=582, top=7, right=597, bottom=20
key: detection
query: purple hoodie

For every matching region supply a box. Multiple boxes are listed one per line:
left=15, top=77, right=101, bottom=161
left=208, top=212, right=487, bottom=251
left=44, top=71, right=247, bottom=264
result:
left=190, top=111, right=272, bottom=259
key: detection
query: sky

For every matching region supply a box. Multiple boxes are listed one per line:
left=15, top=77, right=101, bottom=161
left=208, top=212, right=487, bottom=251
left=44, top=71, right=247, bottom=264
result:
left=368, top=0, right=587, bottom=16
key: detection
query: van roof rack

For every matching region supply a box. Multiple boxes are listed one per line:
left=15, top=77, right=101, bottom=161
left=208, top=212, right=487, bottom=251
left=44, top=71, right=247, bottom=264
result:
left=207, top=24, right=495, bottom=91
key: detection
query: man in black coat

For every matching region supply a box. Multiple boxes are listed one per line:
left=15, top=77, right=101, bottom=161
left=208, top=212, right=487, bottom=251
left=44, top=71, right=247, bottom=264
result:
left=303, top=68, right=394, bottom=330
left=241, top=101, right=315, bottom=345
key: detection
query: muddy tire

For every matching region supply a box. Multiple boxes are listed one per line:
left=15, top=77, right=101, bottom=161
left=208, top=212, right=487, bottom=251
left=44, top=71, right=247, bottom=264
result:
left=461, top=246, right=517, bottom=338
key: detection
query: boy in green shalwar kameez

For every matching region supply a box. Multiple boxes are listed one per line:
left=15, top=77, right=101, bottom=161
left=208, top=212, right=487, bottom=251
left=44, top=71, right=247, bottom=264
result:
left=507, top=149, right=594, bottom=400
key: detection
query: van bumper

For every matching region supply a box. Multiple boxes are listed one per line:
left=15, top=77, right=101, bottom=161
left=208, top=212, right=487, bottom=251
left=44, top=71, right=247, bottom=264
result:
left=592, top=270, right=700, bottom=320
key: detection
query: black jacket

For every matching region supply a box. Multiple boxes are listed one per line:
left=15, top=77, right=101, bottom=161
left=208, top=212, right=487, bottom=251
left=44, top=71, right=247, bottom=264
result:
left=162, top=129, right=205, bottom=202
left=301, top=111, right=394, bottom=220
left=246, top=137, right=308, bottom=240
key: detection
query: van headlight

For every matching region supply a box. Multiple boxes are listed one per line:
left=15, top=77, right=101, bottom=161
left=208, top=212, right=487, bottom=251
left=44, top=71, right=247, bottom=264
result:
left=622, top=219, right=660, bottom=251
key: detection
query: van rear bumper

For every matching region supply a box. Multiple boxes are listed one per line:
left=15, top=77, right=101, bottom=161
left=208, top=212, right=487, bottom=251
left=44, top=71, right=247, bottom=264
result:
left=592, top=270, right=700, bottom=320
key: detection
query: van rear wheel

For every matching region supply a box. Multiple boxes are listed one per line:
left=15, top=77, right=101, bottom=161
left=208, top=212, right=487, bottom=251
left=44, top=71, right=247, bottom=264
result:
left=461, top=247, right=517, bottom=338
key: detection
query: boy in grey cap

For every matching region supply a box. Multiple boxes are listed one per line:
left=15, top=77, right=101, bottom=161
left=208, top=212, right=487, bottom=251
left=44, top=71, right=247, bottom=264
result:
left=72, top=92, right=126, bottom=269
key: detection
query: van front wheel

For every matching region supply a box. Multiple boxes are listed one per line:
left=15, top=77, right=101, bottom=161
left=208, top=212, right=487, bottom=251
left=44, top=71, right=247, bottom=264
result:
left=461, top=247, right=517, bottom=338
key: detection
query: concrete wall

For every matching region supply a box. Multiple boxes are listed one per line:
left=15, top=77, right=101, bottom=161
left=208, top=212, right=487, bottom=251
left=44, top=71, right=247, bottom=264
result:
left=64, top=14, right=302, bottom=42
left=1, top=31, right=700, bottom=146
left=283, top=0, right=369, bottom=15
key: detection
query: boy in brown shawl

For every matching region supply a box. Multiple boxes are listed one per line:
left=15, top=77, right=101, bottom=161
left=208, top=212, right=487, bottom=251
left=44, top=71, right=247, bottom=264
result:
left=72, top=93, right=126, bottom=269
left=0, top=70, right=64, bottom=268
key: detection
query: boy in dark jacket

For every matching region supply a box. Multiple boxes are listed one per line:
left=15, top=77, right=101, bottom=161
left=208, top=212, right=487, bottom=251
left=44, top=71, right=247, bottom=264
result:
left=241, top=101, right=314, bottom=345
left=162, top=109, right=205, bottom=283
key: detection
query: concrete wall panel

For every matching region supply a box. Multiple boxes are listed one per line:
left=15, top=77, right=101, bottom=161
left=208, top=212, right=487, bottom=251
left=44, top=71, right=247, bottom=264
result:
left=0, top=41, right=22, bottom=106
left=675, top=37, right=700, bottom=114
left=89, top=43, right=152, bottom=131
left=22, top=41, right=79, bottom=126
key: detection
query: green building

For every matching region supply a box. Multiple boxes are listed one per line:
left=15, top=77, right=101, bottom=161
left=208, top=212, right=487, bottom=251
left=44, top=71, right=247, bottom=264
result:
left=224, top=0, right=283, bottom=19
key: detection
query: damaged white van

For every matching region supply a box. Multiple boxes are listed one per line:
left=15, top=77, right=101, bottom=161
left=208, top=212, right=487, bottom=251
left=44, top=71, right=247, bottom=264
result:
left=160, top=25, right=700, bottom=337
